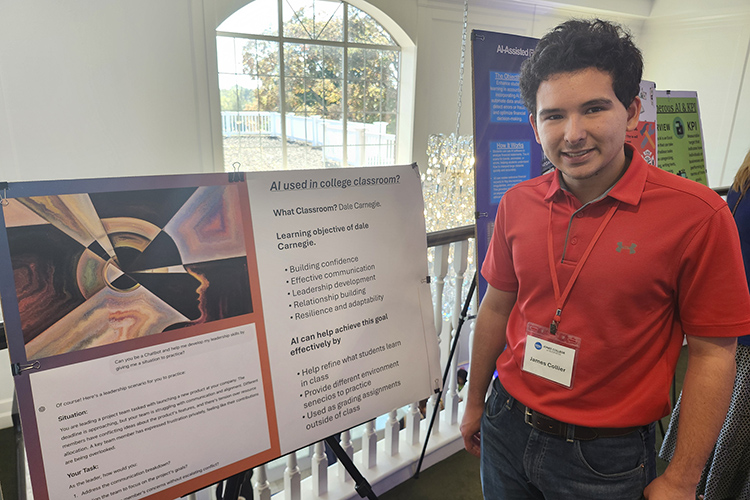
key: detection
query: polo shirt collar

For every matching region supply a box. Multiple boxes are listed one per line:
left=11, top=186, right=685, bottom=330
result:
left=543, top=145, right=648, bottom=207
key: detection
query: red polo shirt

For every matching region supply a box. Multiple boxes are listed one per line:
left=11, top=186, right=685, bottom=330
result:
left=482, top=146, right=750, bottom=427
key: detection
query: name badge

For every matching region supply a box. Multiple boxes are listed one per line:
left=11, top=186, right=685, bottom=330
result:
left=522, top=322, right=581, bottom=389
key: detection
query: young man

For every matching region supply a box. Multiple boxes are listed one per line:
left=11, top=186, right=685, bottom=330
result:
left=460, top=19, right=750, bottom=499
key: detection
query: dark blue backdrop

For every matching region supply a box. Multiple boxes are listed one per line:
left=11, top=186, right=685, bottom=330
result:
left=472, top=30, right=543, bottom=300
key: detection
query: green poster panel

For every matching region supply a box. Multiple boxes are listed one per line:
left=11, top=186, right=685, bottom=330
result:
left=655, top=90, right=708, bottom=185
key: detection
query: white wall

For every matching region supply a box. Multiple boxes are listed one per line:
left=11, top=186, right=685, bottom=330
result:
left=0, top=0, right=219, bottom=182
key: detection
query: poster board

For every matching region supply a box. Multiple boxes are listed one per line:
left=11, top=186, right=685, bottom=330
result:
left=0, top=165, right=441, bottom=500
left=655, top=90, right=709, bottom=185
left=471, top=30, right=541, bottom=300
left=626, top=80, right=657, bottom=167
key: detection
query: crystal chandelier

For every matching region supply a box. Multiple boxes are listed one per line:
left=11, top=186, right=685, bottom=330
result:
left=422, top=0, right=474, bottom=233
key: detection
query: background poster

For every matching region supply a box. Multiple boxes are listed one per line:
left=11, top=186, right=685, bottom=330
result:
left=0, top=165, right=440, bottom=500
left=655, top=90, right=708, bottom=185
left=471, top=30, right=541, bottom=300
left=626, top=80, right=657, bottom=167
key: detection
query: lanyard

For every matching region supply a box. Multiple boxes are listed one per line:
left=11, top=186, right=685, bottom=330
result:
left=546, top=200, right=619, bottom=334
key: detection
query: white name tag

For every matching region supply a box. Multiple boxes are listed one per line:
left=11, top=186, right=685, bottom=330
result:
left=522, top=323, right=579, bottom=388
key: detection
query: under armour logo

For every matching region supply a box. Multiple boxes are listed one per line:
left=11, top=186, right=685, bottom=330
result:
left=616, top=242, right=637, bottom=254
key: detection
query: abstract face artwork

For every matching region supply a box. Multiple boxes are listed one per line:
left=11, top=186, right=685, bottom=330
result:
left=3, top=184, right=254, bottom=360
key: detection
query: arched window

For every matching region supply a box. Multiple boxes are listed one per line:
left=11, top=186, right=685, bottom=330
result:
left=217, top=0, right=402, bottom=171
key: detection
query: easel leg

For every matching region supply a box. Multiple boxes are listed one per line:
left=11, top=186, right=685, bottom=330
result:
left=325, top=435, right=378, bottom=500
left=216, top=470, right=251, bottom=500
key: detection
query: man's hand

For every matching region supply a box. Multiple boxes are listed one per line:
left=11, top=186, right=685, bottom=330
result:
left=460, top=402, right=484, bottom=457
left=643, top=472, right=696, bottom=500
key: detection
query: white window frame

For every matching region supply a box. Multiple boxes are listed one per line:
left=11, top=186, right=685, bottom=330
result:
left=210, top=0, right=416, bottom=171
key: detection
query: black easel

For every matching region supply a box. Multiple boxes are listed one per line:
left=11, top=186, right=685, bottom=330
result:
left=414, top=271, right=477, bottom=479
left=325, top=435, right=378, bottom=500
left=213, top=436, right=377, bottom=500
left=214, top=469, right=253, bottom=500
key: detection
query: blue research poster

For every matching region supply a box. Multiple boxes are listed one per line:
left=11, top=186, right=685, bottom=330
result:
left=472, top=30, right=541, bottom=299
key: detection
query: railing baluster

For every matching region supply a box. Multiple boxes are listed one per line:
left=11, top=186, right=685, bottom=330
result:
left=284, top=452, right=301, bottom=500
left=253, top=464, right=272, bottom=500
left=385, top=408, right=400, bottom=456
left=362, top=420, right=378, bottom=469
left=405, top=401, right=421, bottom=446
left=339, top=430, right=354, bottom=483
left=432, top=244, right=450, bottom=344
left=447, top=240, right=469, bottom=425
left=312, top=441, right=328, bottom=497
left=427, top=393, right=440, bottom=434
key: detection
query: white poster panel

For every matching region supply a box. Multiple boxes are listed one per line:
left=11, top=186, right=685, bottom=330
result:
left=247, top=164, right=441, bottom=452
left=30, top=326, right=270, bottom=498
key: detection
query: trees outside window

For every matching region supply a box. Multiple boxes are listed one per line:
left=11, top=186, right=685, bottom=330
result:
left=217, top=0, right=400, bottom=171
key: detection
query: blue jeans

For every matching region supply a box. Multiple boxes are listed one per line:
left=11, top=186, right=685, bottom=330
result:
left=481, top=378, right=656, bottom=499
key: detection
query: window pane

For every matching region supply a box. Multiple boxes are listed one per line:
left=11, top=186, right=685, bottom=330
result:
left=223, top=135, right=284, bottom=172
left=308, top=45, right=342, bottom=80
left=283, top=0, right=343, bottom=41
left=348, top=47, right=365, bottom=82
left=284, top=43, right=306, bottom=77
left=346, top=118, right=394, bottom=166
left=285, top=77, right=306, bottom=113
left=246, top=40, right=280, bottom=77
left=217, top=0, right=279, bottom=36
left=219, top=1, right=400, bottom=171
left=384, top=72, right=399, bottom=113
left=347, top=4, right=396, bottom=45
left=216, top=36, right=238, bottom=74
left=285, top=44, right=342, bottom=119
left=285, top=114, right=343, bottom=170
left=284, top=43, right=342, bottom=80
left=219, top=75, right=256, bottom=111
left=255, top=76, right=281, bottom=112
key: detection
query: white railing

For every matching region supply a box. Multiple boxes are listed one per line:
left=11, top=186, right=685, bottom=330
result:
left=221, top=111, right=396, bottom=167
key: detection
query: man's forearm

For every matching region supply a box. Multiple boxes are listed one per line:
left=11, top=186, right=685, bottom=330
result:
left=663, top=336, right=737, bottom=487
left=465, top=287, right=515, bottom=409
left=465, top=321, right=506, bottom=409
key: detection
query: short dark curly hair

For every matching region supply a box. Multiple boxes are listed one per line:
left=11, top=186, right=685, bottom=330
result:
left=520, top=19, right=643, bottom=118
